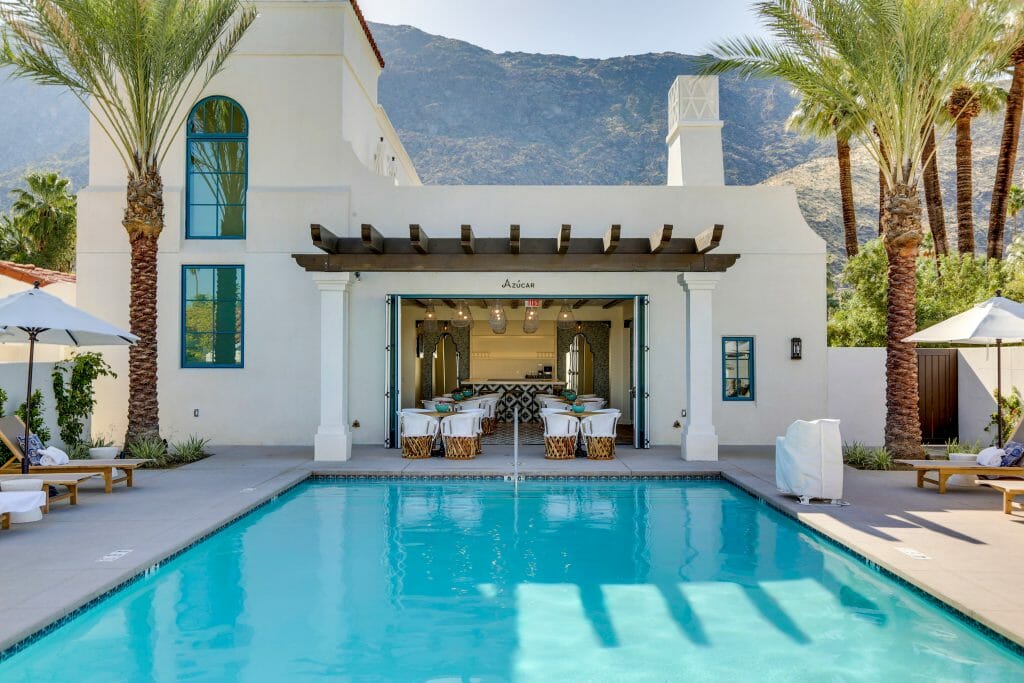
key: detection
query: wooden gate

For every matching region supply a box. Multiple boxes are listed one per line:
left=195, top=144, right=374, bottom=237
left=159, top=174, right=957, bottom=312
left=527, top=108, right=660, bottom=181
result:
left=917, top=349, right=958, bottom=444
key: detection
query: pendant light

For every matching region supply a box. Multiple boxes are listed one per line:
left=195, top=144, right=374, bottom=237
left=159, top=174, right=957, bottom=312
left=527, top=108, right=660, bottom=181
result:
left=556, top=304, right=575, bottom=330
left=523, top=305, right=539, bottom=334
left=423, top=303, right=438, bottom=333
left=488, top=301, right=506, bottom=334
left=451, top=300, right=473, bottom=328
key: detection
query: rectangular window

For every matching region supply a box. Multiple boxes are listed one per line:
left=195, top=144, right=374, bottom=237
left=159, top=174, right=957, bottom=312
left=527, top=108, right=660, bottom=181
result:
left=722, top=336, right=754, bottom=401
left=181, top=265, right=244, bottom=368
left=185, top=139, right=247, bottom=238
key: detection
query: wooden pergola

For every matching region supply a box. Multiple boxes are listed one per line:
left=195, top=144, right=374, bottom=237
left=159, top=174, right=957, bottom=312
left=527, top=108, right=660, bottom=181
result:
left=293, top=223, right=739, bottom=273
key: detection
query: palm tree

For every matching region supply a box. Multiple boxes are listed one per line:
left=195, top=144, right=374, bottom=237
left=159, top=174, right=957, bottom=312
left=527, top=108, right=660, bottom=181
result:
left=787, top=96, right=864, bottom=257
left=921, top=126, right=948, bottom=255
left=1008, top=183, right=1024, bottom=242
left=989, top=44, right=1024, bottom=259
left=706, top=0, right=1024, bottom=458
left=0, top=1, right=256, bottom=443
left=5, top=171, right=77, bottom=271
left=946, top=84, right=1006, bottom=254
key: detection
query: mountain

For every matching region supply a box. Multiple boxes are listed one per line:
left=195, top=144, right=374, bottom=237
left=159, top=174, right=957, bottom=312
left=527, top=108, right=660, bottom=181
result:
left=371, top=24, right=827, bottom=187
left=1, top=22, right=1019, bottom=262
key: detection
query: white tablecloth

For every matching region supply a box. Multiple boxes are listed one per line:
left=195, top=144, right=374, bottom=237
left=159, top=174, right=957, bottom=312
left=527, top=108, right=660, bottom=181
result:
left=0, top=491, right=46, bottom=514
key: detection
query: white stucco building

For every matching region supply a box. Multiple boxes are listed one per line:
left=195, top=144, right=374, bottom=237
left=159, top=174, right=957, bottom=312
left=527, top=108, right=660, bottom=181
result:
left=77, top=0, right=827, bottom=461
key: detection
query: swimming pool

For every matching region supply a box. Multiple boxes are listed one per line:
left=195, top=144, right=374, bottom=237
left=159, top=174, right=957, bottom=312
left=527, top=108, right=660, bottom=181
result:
left=1, top=478, right=1021, bottom=681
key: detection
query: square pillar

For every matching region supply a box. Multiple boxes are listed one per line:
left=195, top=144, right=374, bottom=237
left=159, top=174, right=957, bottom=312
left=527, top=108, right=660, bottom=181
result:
left=680, top=273, right=722, bottom=460
left=312, top=272, right=354, bottom=461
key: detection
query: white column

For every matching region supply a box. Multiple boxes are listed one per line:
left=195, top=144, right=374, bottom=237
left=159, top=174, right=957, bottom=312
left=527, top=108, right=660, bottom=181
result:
left=680, top=273, right=722, bottom=460
left=313, top=272, right=354, bottom=461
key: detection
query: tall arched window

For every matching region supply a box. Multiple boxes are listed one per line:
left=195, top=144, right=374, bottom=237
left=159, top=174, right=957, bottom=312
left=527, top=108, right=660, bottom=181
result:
left=186, top=96, right=247, bottom=238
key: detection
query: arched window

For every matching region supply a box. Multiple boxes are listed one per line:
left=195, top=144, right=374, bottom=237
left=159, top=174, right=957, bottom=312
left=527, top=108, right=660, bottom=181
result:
left=186, top=96, right=247, bottom=238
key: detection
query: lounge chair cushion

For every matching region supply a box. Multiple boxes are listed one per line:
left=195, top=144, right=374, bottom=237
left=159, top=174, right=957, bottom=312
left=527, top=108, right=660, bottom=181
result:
left=1001, top=441, right=1024, bottom=467
left=16, top=434, right=45, bottom=465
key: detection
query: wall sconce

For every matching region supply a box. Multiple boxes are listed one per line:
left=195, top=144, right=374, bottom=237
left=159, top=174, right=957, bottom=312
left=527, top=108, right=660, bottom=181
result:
left=790, top=337, right=802, bottom=360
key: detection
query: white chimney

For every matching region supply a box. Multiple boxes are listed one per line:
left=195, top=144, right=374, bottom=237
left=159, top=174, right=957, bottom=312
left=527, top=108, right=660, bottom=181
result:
left=666, top=76, right=725, bottom=186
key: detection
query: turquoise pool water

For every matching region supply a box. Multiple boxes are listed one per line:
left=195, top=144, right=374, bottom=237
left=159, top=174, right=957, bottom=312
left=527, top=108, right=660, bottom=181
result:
left=2, top=479, right=1022, bottom=681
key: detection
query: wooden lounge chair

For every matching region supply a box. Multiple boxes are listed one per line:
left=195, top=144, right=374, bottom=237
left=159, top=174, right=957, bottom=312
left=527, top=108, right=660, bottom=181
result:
left=0, top=473, right=97, bottom=511
left=0, top=416, right=150, bottom=494
left=895, top=459, right=1024, bottom=494
left=974, top=480, right=1024, bottom=514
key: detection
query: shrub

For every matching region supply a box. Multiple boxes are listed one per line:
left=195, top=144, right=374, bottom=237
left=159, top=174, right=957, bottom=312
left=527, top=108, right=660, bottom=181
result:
left=137, top=434, right=210, bottom=468
left=169, top=435, right=210, bottom=465
left=66, top=442, right=91, bottom=460
left=15, top=389, right=49, bottom=444
left=985, top=386, right=1022, bottom=446
left=128, top=434, right=167, bottom=464
left=51, top=352, right=115, bottom=449
left=843, top=441, right=894, bottom=470
left=946, top=438, right=982, bottom=455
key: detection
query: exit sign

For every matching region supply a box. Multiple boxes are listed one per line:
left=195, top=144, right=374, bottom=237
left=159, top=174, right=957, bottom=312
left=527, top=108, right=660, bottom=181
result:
left=525, top=299, right=542, bottom=308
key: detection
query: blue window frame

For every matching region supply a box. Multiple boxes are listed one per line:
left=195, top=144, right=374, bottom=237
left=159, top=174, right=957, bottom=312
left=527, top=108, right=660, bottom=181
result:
left=722, top=336, right=755, bottom=401
left=186, top=96, right=247, bottom=238
left=181, top=265, right=244, bottom=368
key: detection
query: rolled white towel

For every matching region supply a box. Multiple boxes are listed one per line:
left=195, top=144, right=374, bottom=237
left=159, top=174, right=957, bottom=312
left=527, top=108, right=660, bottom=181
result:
left=977, top=447, right=1005, bottom=467
left=38, top=446, right=69, bottom=466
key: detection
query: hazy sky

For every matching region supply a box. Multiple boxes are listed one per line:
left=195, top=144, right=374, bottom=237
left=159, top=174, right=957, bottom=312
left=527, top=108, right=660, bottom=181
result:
left=358, top=0, right=765, bottom=59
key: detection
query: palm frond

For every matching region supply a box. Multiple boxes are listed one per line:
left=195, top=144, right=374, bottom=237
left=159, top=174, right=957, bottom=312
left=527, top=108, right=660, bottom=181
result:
left=0, top=0, right=257, bottom=175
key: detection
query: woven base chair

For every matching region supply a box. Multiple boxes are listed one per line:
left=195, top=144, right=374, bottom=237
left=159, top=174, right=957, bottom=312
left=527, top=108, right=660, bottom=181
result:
left=581, top=412, right=619, bottom=460
left=400, top=412, right=440, bottom=459
left=442, top=413, right=478, bottom=460
left=543, top=413, right=579, bottom=460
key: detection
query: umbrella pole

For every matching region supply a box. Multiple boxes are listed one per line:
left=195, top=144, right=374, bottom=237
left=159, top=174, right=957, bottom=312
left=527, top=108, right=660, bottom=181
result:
left=998, top=338, right=1004, bottom=448
left=21, top=331, right=37, bottom=474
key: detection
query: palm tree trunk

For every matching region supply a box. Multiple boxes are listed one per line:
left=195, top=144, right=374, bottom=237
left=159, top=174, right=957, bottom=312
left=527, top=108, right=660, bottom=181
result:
left=123, top=166, right=163, bottom=444
left=989, top=49, right=1024, bottom=259
left=922, top=127, right=948, bottom=256
left=955, top=115, right=976, bottom=254
left=877, top=129, right=888, bottom=235
left=836, top=137, right=858, bottom=258
left=882, top=185, right=923, bottom=459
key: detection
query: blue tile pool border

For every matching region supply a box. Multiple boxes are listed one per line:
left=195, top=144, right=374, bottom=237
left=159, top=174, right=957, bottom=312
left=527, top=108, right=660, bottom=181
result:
left=1, top=472, right=1022, bottom=664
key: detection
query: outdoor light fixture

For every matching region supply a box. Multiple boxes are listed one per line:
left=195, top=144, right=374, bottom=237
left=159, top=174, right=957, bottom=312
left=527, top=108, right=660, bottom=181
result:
left=556, top=304, right=575, bottom=330
left=791, top=337, right=802, bottom=360
left=489, top=301, right=506, bottom=334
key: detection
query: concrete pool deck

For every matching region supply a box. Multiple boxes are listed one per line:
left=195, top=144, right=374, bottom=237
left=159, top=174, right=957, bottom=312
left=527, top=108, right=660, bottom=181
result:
left=0, top=444, right=1022, bottom=655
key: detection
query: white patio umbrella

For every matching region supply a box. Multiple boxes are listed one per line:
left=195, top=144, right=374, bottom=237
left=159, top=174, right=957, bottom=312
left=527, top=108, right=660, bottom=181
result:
left=0, top=283, right=137, bottom=473
left=904, top=292, right=1024, bottom=447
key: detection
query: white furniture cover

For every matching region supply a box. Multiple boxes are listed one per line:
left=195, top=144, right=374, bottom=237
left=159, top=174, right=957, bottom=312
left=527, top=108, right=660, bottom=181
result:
left=441, top=414, right=477, bottom=437
left=543, top=413, right=579, bottom=437
left=775, top=419, right=843, bottom=503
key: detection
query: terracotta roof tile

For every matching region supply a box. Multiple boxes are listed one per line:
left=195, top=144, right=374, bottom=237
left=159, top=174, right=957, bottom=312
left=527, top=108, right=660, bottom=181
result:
left=350, top=0, right=385, bottom=69
left=0, top=261, right=76, bottom=287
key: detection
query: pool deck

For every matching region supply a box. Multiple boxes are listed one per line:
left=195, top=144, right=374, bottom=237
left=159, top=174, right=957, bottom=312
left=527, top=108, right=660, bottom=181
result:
left=1, top=444, right=1023, bottom=655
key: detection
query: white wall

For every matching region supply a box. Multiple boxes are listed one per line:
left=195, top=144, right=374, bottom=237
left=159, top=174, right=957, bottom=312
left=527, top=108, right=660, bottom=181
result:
left=826, top=347, right=886, bottom=446
left=0, top=362, right=72, bottom=449
left=958, top=347, right=1024, bottom=444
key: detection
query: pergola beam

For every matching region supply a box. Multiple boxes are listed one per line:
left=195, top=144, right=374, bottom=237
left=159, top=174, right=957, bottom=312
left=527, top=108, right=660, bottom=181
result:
left=649, top=224, right=673, bottom=254
left=409, top=224, right=430, bottom=254
left=461, top=225, right=476, bottom=254
left=509, top=225, right=521, bottom=254
left=695, top=224, right=725, bottom=254
left=294, top=252, right=740, bottom=273
left=557, top=224, right=571, bottom=255
left=361, top=224, right=384, bottom=254
left=573, top=299, right=589, bottom=309
left=603, top=225, right=621, bottom=254
left=311, top=223, right=342, bottom=254
left=602, top=299, right=622, bottom=309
